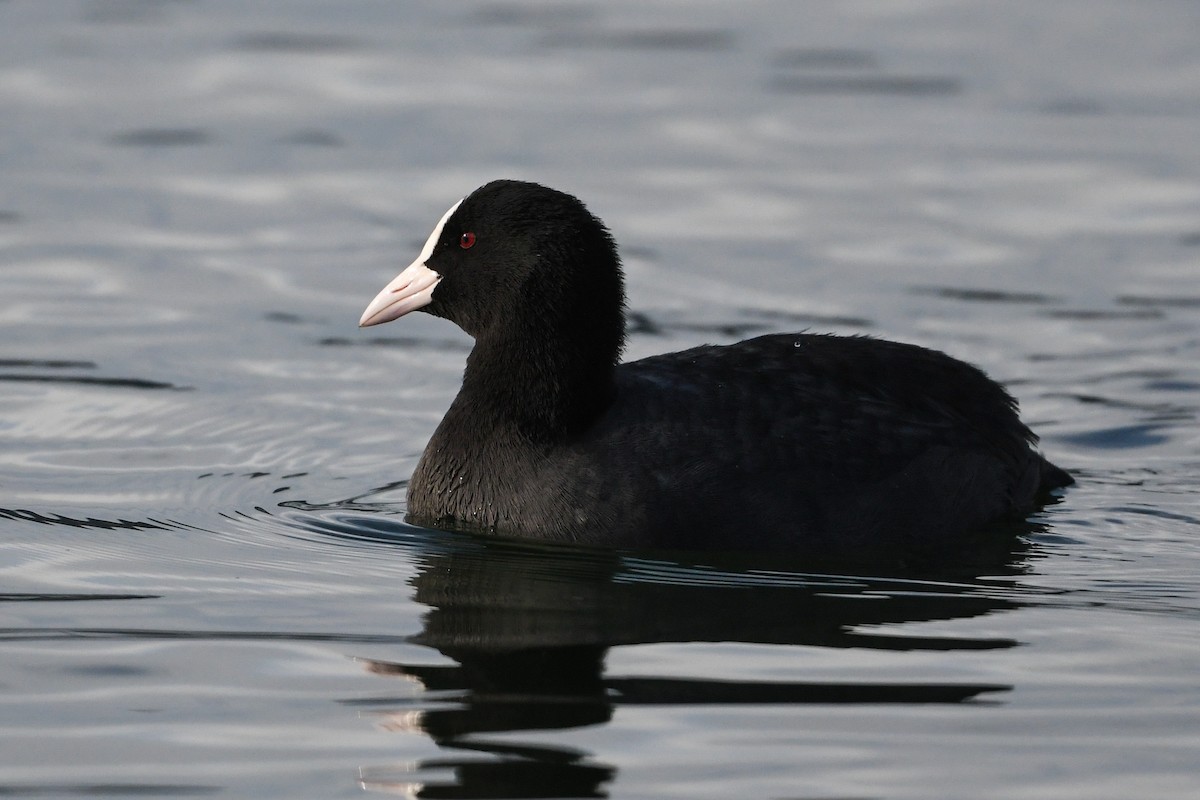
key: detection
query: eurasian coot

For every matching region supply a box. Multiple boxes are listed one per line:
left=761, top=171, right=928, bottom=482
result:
left=360, top=180, right=1071, bottom=557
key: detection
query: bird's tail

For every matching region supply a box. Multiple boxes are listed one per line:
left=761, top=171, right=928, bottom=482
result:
left=1038, top=458, right=1074, bottom=492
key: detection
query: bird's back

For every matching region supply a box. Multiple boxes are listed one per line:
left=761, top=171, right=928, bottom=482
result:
left=529, top=333, right=1069, bottom=556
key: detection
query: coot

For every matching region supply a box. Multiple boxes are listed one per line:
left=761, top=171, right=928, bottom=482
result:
left=360, top=180, right=1071, bottom=557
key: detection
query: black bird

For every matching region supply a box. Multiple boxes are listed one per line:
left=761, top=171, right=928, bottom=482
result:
left=360, top=180, right=1071, bottom=559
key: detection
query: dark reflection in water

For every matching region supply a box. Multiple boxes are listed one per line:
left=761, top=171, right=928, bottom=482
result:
left=326, top=520, right=1022, bottom=799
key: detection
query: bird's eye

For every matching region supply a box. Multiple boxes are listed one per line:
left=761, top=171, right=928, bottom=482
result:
left=459, top=232, right=476, bottom=249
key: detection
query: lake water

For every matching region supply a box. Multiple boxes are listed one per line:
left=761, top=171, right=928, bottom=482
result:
left=2, top=1, right=1199, bottom=798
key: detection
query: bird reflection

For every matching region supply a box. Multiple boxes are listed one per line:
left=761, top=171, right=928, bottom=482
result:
left=345, top=526, right=1032, bottom=799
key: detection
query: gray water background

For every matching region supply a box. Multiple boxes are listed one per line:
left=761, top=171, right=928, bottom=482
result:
left=2, top=1, right=1199, bottom=798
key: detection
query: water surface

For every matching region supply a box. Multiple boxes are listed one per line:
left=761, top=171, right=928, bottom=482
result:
left=2, top=1, right=1199, bottom=798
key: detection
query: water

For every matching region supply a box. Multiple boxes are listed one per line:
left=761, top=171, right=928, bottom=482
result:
left=2, top=1, right=1199, bottom=797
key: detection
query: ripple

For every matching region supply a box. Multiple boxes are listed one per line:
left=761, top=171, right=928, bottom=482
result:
left=746, top=307, right=874, bottom=329
left=624, top=309, right=871, bottom=340
left=81, top=0, right=188, bottom=24
left=0, top=374, right=184, bottom=390
left=278, top=129, right=344, bottom=147
left=768, top=75, right=962, bottom=96
left=230, top=32, right=368, bottom=53
left=3, top=2, right=1197, bottom=797
left=0, top=592, right=159, bottom=602
left=915, top=286, right=1058, bottom=304
left=1060, top=423, right=1173, bottom=449
left=0, top=359, right=97, bottom=369
left=262, top=311, right=307, bottom=324
left=319, top=335, right=470, bottom=351
left=0, top=508, right=172, bottom=531
left=1040, top=97, right=1107, bottom=115
left=470, top=4, right=595, bottom=26
left=0, top=785, right=218, bottom=797
left=1145, top=379, right=1200, bottom=391
left=1117, top=294, right=1200, bottom=309
left=1043, top=307, right=1165, bottom=321
left=770, top=48, right=877, bottom=69
left=108, top=128, right=212, bottom=147
left=538, top=29, right=735, bottom=52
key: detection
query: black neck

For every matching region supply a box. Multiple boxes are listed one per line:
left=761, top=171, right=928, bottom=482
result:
left=455, top=319, right=619, bottom=442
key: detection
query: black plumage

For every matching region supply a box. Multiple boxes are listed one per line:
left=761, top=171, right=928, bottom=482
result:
left=360, top=180, right=1071, bottom=558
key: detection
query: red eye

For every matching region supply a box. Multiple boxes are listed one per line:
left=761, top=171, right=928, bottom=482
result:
left=459, top=231, right=476, bottom=249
